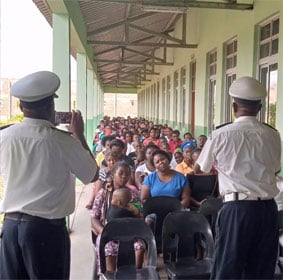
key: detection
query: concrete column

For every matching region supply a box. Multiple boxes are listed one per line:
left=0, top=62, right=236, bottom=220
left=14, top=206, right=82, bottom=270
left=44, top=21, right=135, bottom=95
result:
left=76, top=53, right=87, bottom=119
left=98, top=85, right=103, bottom=119
left=86, top=68, right=94, bottom=146
left=52, top=13, right=70, bottom=111
left=93, top=78, right=98, bottom=126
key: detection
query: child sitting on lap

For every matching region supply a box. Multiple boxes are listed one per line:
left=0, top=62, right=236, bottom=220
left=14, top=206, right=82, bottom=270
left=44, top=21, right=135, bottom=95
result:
left=107, top=187, right=141, bottom=221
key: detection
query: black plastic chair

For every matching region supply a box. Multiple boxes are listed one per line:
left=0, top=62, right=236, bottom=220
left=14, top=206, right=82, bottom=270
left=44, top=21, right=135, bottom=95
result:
left=91, top=231, right=99, bottom=280
left=142, top=196, right=183, bottom=253
left=199, top=198, right=223, bottom=237
left=99, top=217, right=159, bottom=280
left=187, top=174, right=219, bottom=205
left=162, top=210, right=214, bottom=279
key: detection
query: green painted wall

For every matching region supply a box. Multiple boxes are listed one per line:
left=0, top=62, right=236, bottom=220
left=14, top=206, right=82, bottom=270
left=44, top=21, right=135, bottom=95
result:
left=138, top=0, right=283, bottom=140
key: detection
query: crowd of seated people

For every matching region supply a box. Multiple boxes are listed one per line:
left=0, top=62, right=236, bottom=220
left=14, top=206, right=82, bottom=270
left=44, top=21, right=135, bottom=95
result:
left=88, top=116, right=283, bottom=277
left=88, top=115, right=217, bottom=273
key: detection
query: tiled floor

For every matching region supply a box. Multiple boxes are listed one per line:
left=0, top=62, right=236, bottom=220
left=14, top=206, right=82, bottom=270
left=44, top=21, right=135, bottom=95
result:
left=70, top=184, right=94, bottom=280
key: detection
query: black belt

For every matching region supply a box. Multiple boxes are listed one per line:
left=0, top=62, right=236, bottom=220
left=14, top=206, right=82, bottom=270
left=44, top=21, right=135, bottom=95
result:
left=5, top=212, right=65, bottom=225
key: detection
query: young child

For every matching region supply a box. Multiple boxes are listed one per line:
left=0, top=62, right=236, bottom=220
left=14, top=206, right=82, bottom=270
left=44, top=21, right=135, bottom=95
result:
left=106, top=187, right=141, bottom=221
left=183, top=132, right=193, bottom=142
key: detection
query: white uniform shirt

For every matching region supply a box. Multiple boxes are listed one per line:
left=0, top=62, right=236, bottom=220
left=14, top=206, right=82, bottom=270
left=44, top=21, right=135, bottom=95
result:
left=0, top=118, right=97, bottom=218
left=196, top=116, right=281, bottom=199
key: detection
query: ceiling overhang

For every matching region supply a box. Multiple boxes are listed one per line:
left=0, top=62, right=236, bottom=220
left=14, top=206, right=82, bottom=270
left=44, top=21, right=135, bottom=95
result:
left=33, top=0, right=253, bottom=93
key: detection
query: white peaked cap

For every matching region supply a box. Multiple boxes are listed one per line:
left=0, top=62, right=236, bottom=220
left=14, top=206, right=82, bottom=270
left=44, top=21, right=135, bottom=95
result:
left=229, top=76, right=267, bottom=101
left=11, top=71, right=60, bottom=102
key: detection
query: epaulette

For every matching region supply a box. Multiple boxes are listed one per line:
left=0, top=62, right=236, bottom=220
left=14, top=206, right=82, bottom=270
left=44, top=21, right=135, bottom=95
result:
left=0, top=124, right=14, bottom=130
left=263, top=122, right=277, bottom=131
left=215, top=122, right=232, bottom=129
left=51, top=126, right=72, bottom=135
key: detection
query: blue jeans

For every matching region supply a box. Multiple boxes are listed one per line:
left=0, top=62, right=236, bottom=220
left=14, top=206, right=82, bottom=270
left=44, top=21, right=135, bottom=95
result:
left=0, top=215, right=70, bottom=279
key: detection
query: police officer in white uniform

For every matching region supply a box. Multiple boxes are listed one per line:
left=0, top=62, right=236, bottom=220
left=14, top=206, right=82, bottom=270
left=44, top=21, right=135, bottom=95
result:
left=0, top=71, right=98, bottom=279
left=195, top=76, right=281, bottom=279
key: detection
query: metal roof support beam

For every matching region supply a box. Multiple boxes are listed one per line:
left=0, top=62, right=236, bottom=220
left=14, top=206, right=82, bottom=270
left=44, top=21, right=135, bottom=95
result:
left=145, top=0, right=254, bottom=10
left=103, top=85, right=138, bottom=93
left=88, top=40, right=197, bottom=48
left=128, top=23, right=184, bottom=44
left=124, top=47, right=165, bottom=62
left=93, top=35, right=157, bottom=56
left=100, top=70, right=159, bottom=75
left=91, top=0, right=253, bottom=10
left=87, top=12, right=154, bottom=36
left=95, top=59, right=174, bottom=66
left=95, top=46, right=121, bottom=56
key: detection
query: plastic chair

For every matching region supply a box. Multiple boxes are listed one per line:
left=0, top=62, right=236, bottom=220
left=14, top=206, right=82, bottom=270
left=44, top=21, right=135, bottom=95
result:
left=162, top=211, right=214, bottom=279
left=142, top=196, right=183, bottom=253
left=91, top=231, right=99, bottom=280
left=199, top=198, right=223, bottom=237
left=99, top=217, right=159, bottom=280
left=187, top=174, right=219, bottom=204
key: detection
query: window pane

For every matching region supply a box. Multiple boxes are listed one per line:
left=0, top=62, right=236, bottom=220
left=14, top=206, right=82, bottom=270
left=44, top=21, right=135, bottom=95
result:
left=210, top=52, right=216, bottom=63
left=272, top=18, right=279, bottom=35
left=259, top=66, right=266, bottom=123
left=260, top=23, right=271, bottom=41
left=167, top=76, right=170, bottom=89
left=271, top=38, right=279, bottom=55
left=226, top=57, right=233, bottom=69
left=260, top=42, right=270, bottom=58
left=233, top=55, right=237, bottom=67
left=234, top=40, right=237, bottom=52
left=191, top=62, right=196, bottom=73
left=227, top=42, right=233, bottom=55
left=192, top=77, right=195, bottom=91
left=181, top=67, right=186, bottom=86
left=268, top=68, right=277, bottom=127
left=210, top=64, right=216, bottom=75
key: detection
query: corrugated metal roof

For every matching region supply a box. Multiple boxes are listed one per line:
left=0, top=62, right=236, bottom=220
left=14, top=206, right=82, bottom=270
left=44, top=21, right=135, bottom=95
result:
left=32, top=0, right=253, bottom=91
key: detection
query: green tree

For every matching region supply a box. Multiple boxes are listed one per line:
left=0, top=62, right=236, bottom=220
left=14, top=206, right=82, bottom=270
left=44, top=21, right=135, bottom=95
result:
left=268, top=103, right=276, bottom=128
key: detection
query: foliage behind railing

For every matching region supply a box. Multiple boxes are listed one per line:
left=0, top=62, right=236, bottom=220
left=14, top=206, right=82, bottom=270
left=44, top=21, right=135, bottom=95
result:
left=0, top=114, right=23, bottom=127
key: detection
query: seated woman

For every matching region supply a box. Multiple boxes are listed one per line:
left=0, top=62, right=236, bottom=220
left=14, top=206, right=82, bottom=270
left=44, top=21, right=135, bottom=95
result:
left=176, top=139, right=197, bottom=175
left=142, top=127, right=161, bottom=147
left=128, top=142, right=145, bottom=168
left=91, top=161, right=145, bottom=274
left=141, top=149, right=190, bottom=232
left=141, top=149, right=190, bottom=206
left=135, top=144, right=159, bottom=190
